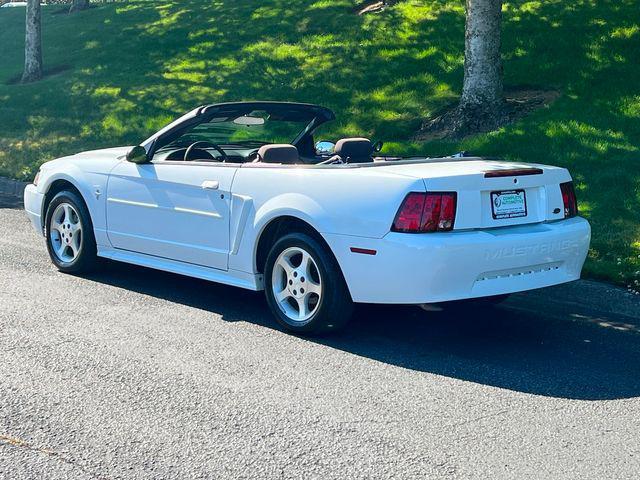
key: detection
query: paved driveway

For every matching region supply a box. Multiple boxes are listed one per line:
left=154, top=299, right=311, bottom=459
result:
left=1, top=202, right=639, bottom=479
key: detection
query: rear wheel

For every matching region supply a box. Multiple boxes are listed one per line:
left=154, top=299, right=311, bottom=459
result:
left=264, top=233, right=353, bottom=334
left=45, top=190, right=98, bottom=273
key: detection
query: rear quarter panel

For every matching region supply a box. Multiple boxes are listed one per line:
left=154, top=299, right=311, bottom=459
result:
left=229, top=165, right=425, bottom=274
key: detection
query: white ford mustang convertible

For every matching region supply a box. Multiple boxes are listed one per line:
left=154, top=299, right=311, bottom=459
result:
left=24, top=102, right=591, bottom=333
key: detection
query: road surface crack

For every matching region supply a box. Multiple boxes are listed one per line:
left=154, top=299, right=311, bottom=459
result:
left=0, top=433, right=109, bottom=480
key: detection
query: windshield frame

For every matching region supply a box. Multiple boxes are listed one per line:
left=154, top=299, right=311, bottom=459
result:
left=143, top=102, right=335, bottom=160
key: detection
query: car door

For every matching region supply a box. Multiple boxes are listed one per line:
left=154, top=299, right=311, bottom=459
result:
left=105, top=160, right=238, bottom=270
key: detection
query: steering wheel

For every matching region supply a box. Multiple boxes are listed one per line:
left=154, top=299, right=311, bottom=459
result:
left=246, top=148, right=260, bottom=163
left=183, top=141, right=228, bottom=162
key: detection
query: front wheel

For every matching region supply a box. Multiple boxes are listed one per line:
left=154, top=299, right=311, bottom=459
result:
left=264, top=233, right=353, bottom=334
left=45, top=190, right=98, bottom=274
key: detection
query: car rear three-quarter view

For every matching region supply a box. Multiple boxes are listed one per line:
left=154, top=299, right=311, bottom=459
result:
left=23, top=102, right=591, bottom=334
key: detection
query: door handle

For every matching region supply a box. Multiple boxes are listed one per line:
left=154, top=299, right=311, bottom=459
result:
left=201, top=180, right=219, bottom=190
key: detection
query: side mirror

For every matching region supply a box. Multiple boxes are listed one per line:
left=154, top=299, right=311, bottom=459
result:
left=372, top=140, right=384, bottom=152
left=315, top=140, right=335, bottom=156
left=126, top=145, right=148, bottom=164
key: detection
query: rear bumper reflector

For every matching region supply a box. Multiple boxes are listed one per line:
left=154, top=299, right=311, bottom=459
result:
left=350, top=247, right=377, bottom=255
left=484, top=168, right=543, bottom=178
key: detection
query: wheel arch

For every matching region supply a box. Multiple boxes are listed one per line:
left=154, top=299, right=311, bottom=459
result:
left=249, top=193, right=334, bottom=273
left=41, top=178, right=90, bottom=229
left=254, top=215, right=345, bottom=284
left=256, top=216, right=320, bottom=273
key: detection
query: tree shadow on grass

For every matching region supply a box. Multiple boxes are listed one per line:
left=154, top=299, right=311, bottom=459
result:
left=85, top=259, right=640, bottom=401
left=5, top=64, right=72, bottom=85
left=0, top=0, right=464, bottom=178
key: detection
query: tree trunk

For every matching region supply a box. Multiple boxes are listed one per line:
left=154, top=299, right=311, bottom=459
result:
left=459, top=0, right=503, bottom=126
left=69, top=0, right=90, bottom=13
left=21, top=0, right=42, bottom=84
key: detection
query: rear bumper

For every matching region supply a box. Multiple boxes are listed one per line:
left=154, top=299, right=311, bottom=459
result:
left=24, top=184, right=44, bottom=235
left=325, top=217, right=591, bottom=304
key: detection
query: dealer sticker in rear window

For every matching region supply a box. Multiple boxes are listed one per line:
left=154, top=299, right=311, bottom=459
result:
left=491, top=190, right=527, bottom=219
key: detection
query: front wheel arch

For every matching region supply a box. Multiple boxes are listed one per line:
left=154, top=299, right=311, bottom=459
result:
left=44, top=189, right=99, bottom=273
left=42, top=179, right=89, bottom=231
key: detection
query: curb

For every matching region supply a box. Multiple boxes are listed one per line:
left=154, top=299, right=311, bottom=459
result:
left=0, top=176, right=28, bottom=199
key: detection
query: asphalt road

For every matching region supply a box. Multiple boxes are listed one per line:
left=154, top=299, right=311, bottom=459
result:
left=1, top=198, right=640, bottom=479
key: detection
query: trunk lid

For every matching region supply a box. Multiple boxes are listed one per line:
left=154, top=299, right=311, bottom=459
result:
left=377, top=158, right=572, bottom=229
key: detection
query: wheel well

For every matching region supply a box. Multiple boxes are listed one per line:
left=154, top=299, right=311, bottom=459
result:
left=255, top=216, right=330, bottom=274
left=41, top=180, right=84, bottom=227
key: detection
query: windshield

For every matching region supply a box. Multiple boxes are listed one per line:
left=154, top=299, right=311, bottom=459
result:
left=163, top=109, right=312, bottom=148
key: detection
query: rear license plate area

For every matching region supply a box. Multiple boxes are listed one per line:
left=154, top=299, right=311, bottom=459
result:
left=491, top=189, right=527, bottom=219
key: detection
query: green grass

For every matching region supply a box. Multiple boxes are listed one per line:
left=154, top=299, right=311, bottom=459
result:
left=0, top=0, right=639, bottom=288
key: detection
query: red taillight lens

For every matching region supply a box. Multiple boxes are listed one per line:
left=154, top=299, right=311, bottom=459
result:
left=420, top=193, right=442, bottom=232
left=392, top=192, right=457, bottom=233
left=439, top=193, right=456, bottom=230
left=392, top=192, right=425, bottom=232
left=560, top=181, right=578, bottom=218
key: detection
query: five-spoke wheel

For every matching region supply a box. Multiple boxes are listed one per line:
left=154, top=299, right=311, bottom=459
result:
left=45, top=190, right=98, bottom=273
left=271, top=246, right=323, bottom=322
left=264, top=232, right=353, bottom=334
left=49, top=203, right=83, bottom=263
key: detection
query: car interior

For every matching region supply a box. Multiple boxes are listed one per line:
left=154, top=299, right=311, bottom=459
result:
left=149, top=102, right=378, bottom=166
left=254, top=138, right=375, bottom=165
left=154, top=137, right=376, bottom=166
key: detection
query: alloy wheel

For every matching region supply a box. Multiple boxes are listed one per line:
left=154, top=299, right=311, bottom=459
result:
left=49, top=202, right=83, bottom=263
left=271, top=246, right=323, bottom=323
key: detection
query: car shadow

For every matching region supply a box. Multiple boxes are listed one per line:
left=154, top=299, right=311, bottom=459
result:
left=85, top=260, right=640, bottom=401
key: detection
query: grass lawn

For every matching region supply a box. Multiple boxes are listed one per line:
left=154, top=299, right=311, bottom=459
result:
left=0, top=0, right=639, bottom=288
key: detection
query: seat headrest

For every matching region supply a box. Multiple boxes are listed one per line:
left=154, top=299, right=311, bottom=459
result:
left=257, top=144, right=299, bottom=164
left=334, top=138, right=373, bottom=162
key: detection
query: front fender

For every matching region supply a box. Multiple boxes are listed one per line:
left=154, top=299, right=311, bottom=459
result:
left=39, top=169, right=93, bottom=215
left=38, top=161, right=113, bottom=247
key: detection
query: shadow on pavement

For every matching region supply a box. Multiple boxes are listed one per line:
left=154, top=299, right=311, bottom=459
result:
left=86, top=259, right=640, bottom=401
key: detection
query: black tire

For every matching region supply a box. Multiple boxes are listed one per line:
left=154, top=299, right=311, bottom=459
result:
left=44, top=190, right=98, bottom=274
left=264, top=232, right=354, bottom=334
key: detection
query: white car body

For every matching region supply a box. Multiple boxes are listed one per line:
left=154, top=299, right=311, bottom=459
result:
left=24, top=103, right=590, bottom=306
left=24, top=153, right=590, bottom=305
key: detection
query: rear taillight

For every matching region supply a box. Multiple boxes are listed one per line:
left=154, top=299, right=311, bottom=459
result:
left=392, top=193, right=425, bottom=232
left=560, top=181, right=578, bottom=218
left=392, top=192, right=457, bottom=233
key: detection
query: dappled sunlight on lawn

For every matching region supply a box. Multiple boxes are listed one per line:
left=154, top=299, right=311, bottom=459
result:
left=0, top=0, right=464, bottom=176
